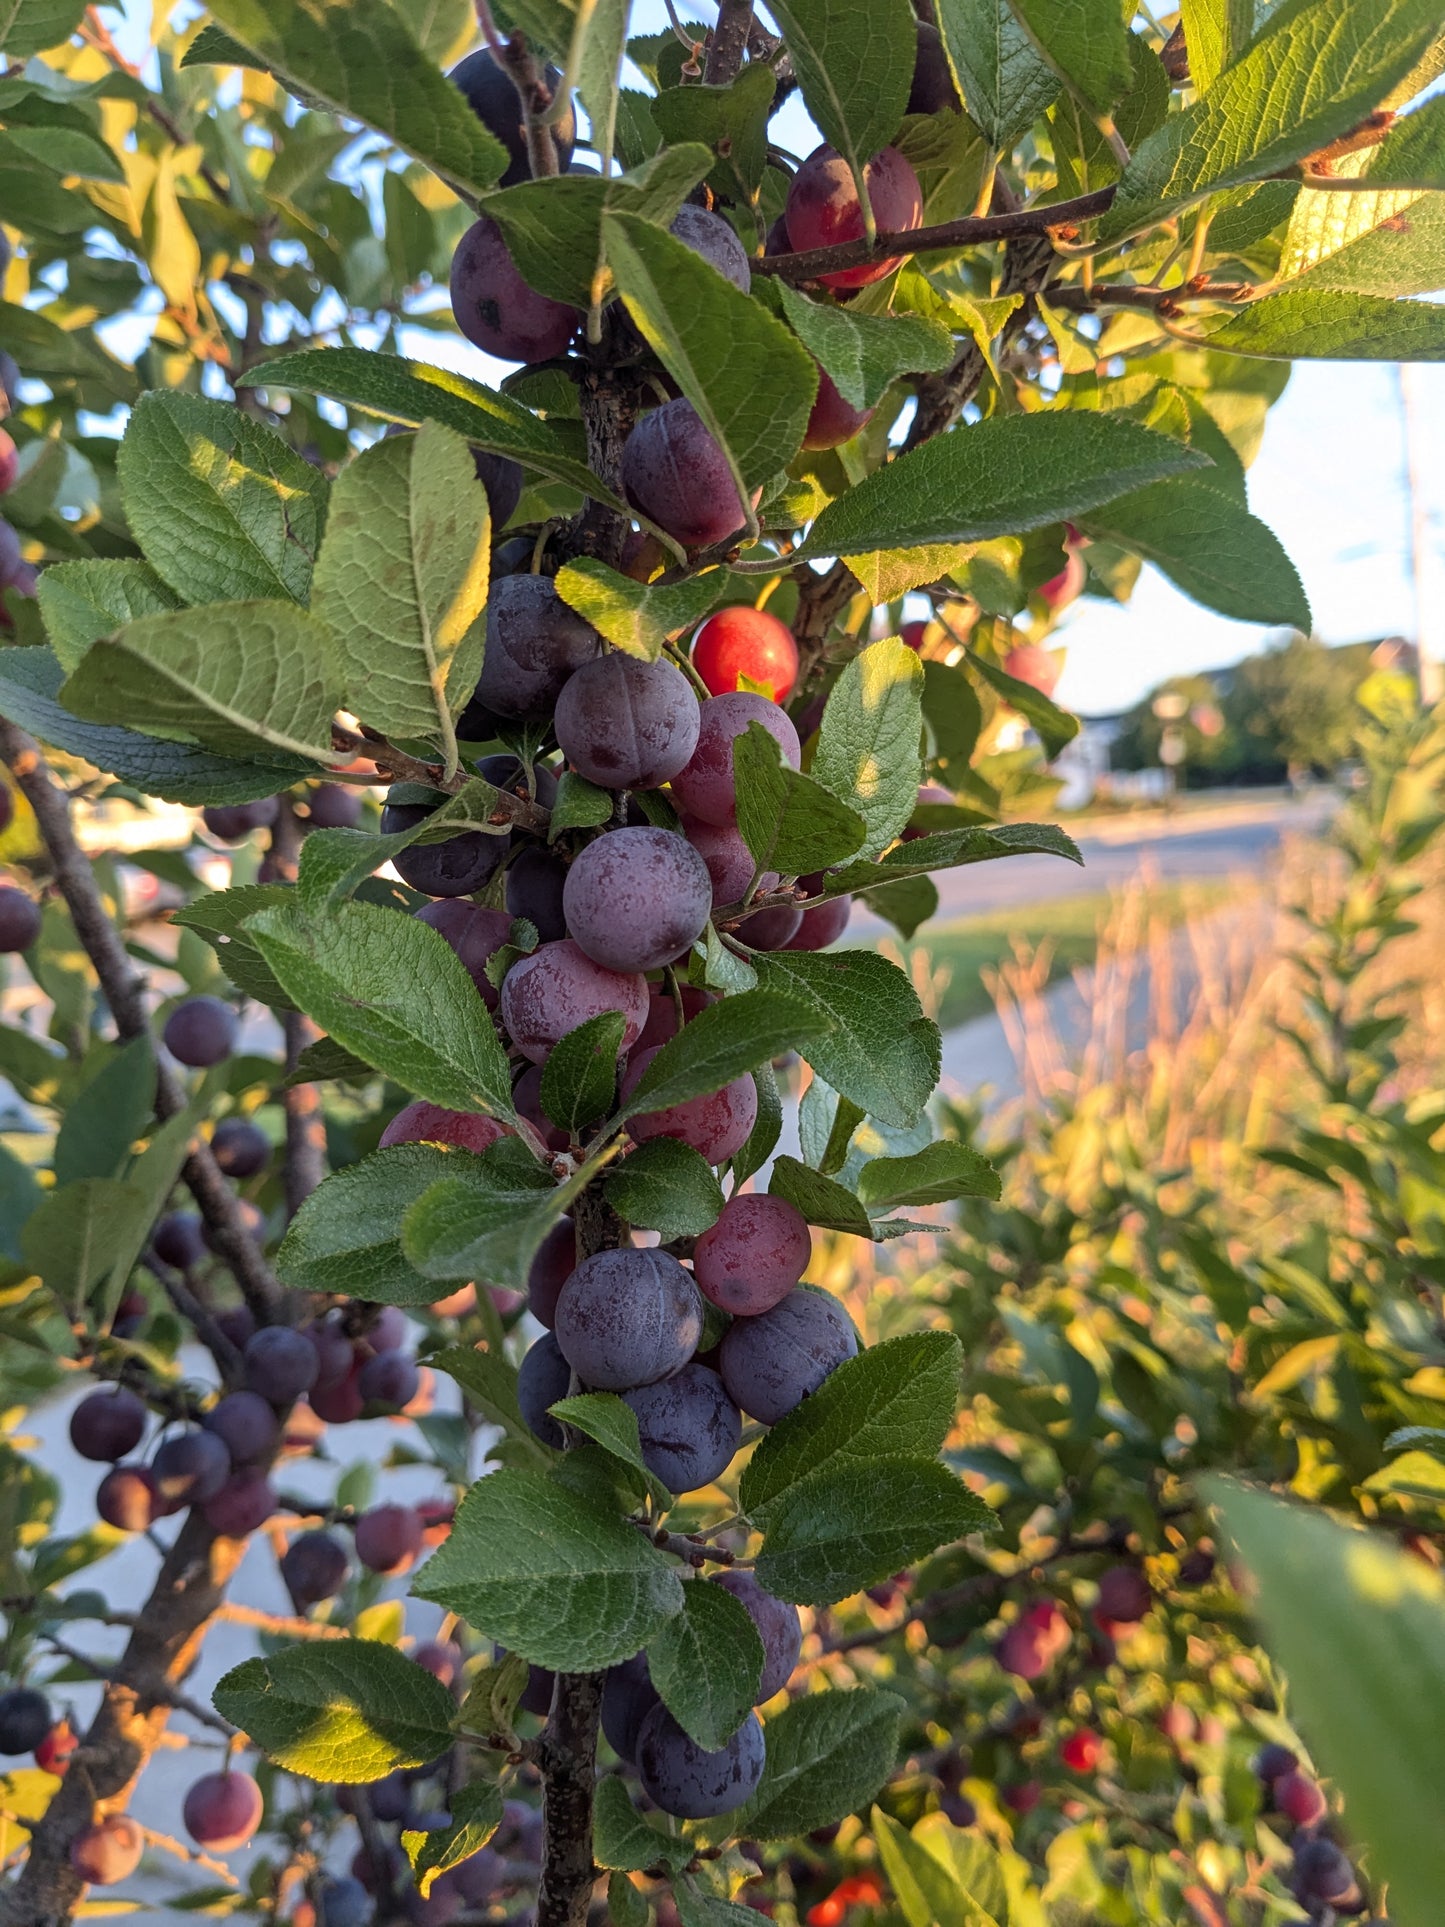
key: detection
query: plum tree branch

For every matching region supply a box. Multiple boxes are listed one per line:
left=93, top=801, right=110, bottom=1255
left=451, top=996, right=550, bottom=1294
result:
left=331, top=723, right=551, bottom=832
left=0, top=1509, right=248, bottom=1927
left=705, top=0, right=754, bottom=85
left=754, top=185, right=1119, bottom=284
left=0, top=719, right=284, bottom=1329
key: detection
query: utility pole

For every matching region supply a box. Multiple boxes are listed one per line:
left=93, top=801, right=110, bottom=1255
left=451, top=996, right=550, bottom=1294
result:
left=1397, top=364, right=1444, bottom=707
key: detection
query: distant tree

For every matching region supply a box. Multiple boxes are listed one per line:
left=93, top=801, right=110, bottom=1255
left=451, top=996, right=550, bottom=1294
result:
left=1224, top=635, right=1374, bottom=781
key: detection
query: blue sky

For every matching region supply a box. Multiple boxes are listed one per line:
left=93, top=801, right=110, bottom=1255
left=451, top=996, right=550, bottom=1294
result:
left=105, top=1, right=1445, bottom=714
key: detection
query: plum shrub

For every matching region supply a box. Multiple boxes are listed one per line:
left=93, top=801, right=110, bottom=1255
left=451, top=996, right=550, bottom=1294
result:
left=693, top=1194, right=812, bottom=1317
left=471, top=574, right=601, bottom=719
left=620, top=399, right=754, bottom=550
left=0, top=9, right=1418, bottom=1926
left=553, top=1248, right=702, bottom=1391
left=562, top=826, right=713, bottom=972
left=711, top=1570, right=803, bottom=1701
left=162, top=996, right=237, bottom=1067
left=450, top=217, right=581, bottom=364
left=691, top=605, right=799, bottom=701
left=69, top=1388, right=147, bottom=1463
left=671, top=692, right=801, bottom=825
left=784, top=143, right=923, bottom=288
left=379, top=786, right=505, bottom=897
left=636, top=1704, right=766, bottom=1819
left=500, top=938, right=649, bottom=1063
left=718, top=1288, right=859, bottom=1424
left=622, top=1363, right=741, bottom=1493
left=554, top=652, right=700, bottom=789
left=450, top=47, right=575, bottom=184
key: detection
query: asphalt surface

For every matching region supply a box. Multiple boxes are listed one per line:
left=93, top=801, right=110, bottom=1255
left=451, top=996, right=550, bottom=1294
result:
left=853, top=790, right=1335, bottom=935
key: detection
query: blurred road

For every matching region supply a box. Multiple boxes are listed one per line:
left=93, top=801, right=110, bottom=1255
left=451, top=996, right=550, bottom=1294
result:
left=852, top=788, right=1336, bottom=936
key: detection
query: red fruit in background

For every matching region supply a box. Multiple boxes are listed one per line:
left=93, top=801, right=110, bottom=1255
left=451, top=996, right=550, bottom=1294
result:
left=1002, top=1779, right=1042, bottom=1815
left=1096, top=1564, right=1152, bottom=1625
left=1274, top=1769, right=1328, bottom=1828
left=415, top=1639, right=463, bottom=1687
left=69, top=1813, right=143, bottom=1884
left=35, top=1719, right=77, bottom=1774
left=1036, top=548, right=1087, bottom=612
left=692, top=606, right=799, bottom=702
left=1002, top=642, right=1062, bottom=698
left=417, top=1497, right=456, bottom=1545
left=354, top=1502, right=424, bottom=1575
left=900, top=620, right=929, bottom=652
left=183, top=1769, right=264, bottom=1850
left=785, top=144, right=923, bottom=290
left=996, top=1599, right=1068, bottom=1679
left=0, top=428, right=18, bottom=494
left=379, top=1102, right=512, bottom=1154
left=1159, top=1703, right=1198, bottom=1746
left=1060, top=1729, right=1103, bottom=1773
left=97, top=1465, right=159, bottom=1532
left=801, top=367, right=874, bottom=451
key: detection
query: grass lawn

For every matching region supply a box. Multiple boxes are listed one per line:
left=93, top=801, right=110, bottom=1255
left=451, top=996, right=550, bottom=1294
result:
left=881, top=880, right=1235, bottom=1031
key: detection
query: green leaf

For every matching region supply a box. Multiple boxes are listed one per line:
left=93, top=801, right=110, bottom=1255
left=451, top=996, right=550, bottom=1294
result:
left=648, top=1580, right=763, bottom=1752
left=752, top=950, right=939, bottom=1130
left=1206, top=289, right=1445, bottom=363
left=1006, top=0, right=1133, bottom=116
left=624, top=990, right=829, bottom=1119
left=276, top=1144, right=463, bottom=1301
left=0, top=0, right=86, bottom=59
left=823, top=819, right=1082, bottom=896
left=553, top=559, right=735, bottom=664
left=732, top=1062, right=783, bottom=1190
left=738, top=1688, right=904, bottom=1840
left=400, top=1157, right=566, bottom=1292
left=756, top=1460, right=994, bottom=1605
left=173, top=885, right=295, bottom=1007
left=593, top=1775, right=688, bottom=1874
left=776, top=284, right=952, bottom=414
left=1101, top=0, right=1444, bottom=241
left=482, top=143, right=713, bottom=308
left=933, top=0, right=1060, bottom=150
left=61, top=601, right=344, bottom=765
left=549, top=1393, right=672, bottom=1510
left=402, top=1782, right=504, bottom=1901
left=1075, top=477, right=1311, bottom=627
left=1210, top=1482, right=1445, bottom=1927
left=433, top=1344, right=551, bottom=1466
left=310, top=421, right=490, bottom=773
left=412, top=1468, right=685, bottom=1670
left=764, top=0, right=916, bottom=178
left=873, top=1810, right=983, bottom=1927
left=649, top=62, right=777, bottom=198
left=1181, top=0, right=1254, bottom=92
left=546, top=770, right=613, bottom=840
left=53, top=1039, right=155, bottom=1187
left=566, top=0, right=628, bottom=168
left=241, top=350, right=628, bottom=515
left=246, top=898, right=517, bottom=1117
left=212, top=1641, right=458, bottom=1784
left=742, top=1332, right=963, bottom=1520
left=36, top=559, right=181, bottom=675
left=0, top=298, right=134, bottom=401
left=857, top=1142, right=1000, bottom=1210
left=813, top=640, right=924, bottom=860
left=115, top=391, right=330, bottom=606
left=606, top=211, right=817, bottom=499
left=609, top=1871, right=650, bottom=1927
left=801, top=412, right=1208, bottom=560
left=0, top=1144, right=42, bottom=1267
left=1367, top=95, right=1445, bottom=190
left=768, top=1155, right=875, bottom=1239
left=732, top=725, right=866, bottom=885
left=295, top=780, right=504, bottom=912
left=21, top=1179, right=149, bottom=1311
left=1278, top=182, right=1428, bottom=286
left=605, top=1138, right=724, bottom=1241
left=540, top=1010, right=625, bottom=1134
left=204, top=0, right=507, bottom=197
left=866, top=873, right=939, bottom=941
left=0, top=649, right=309, bottom=806
left=101, top=1109, right=199, bottom=1325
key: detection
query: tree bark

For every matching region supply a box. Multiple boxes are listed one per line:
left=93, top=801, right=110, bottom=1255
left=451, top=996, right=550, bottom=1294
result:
left=0, top=1514, right=246, bottom=1927
left=0, top=721, right=285, bottom=1326
left=705, top=0, right=754, bottom=85
left=535, top=1672, right=605, bottom=1927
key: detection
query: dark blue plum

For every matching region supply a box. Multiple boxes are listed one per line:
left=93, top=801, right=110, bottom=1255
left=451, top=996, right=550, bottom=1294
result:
left=636, top=1702, right=765, bottom=1819
left=554, top=1248, right=702, bottom=1392
left=623, top=1364, right=740, bottom=1494
left=717, top=1287, right=858, bottom=1425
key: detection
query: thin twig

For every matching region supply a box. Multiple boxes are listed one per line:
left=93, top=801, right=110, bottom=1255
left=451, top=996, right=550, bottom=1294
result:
left=755, top=185, right=1119, bottom=284
left=0, top=721, right=285, bottom=1328
left=213, top=1602, right=349, bottom=1641
left=331, top=723, right=551, bottom=832
left=41, top=1637, right=237, bottom=1739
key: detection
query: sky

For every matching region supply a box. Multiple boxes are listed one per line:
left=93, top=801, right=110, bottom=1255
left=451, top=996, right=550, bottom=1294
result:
left=99, top=1, right=1445, bottom=716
